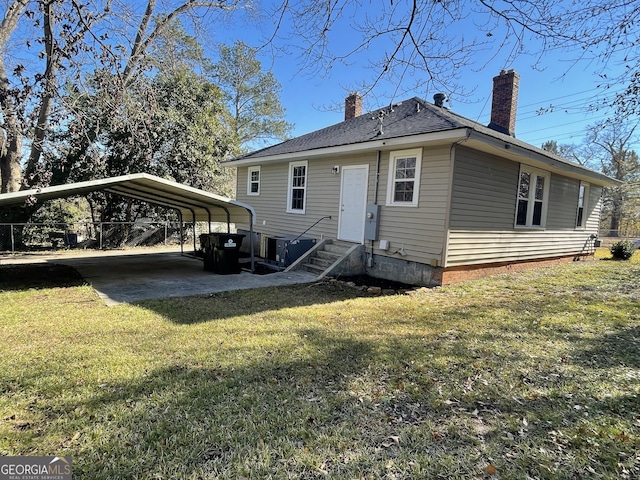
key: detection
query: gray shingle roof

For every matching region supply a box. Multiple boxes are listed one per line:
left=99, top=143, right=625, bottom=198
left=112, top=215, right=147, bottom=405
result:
left=227, top=96, right=618, bottom=186
left=233, top=97, right=465, bottom=160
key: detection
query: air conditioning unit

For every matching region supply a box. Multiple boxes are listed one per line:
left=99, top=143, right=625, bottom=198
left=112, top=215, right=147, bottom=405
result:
left=265, top=236, right=316, bottom=268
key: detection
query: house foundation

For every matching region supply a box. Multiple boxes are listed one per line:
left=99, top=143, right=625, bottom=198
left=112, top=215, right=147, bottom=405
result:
left=366, top=253, right=594, bottom=287
left=366, top=254, right=443, bottom=287
left=440, top=254, right=594, bottom=284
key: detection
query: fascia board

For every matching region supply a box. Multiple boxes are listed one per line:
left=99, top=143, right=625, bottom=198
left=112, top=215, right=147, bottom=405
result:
left=225, top=129, right=470, bottom=166
left=465, top=132, right=621, bottom=187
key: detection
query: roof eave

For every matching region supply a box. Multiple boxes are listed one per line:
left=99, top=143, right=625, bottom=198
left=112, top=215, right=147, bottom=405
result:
left=465, top=131, right=621, bottom=187
left=225, top=129, right=470, bottom=166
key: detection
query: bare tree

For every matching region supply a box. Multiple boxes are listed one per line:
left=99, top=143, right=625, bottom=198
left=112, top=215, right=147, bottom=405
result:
left=541, top=140, right=583, bottom=165
left=266, top=0, right=639, bottom=104
left=0, top=0, right=244, bottom=194
left=2, top=0, right=639, bottom=197
left=1, top=0, right=35, bottom=193
left=583, top=121, right=640, bottom=236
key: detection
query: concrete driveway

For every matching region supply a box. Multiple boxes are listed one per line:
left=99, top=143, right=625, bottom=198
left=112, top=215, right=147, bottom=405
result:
left=0, top=248, right=318, bottom=306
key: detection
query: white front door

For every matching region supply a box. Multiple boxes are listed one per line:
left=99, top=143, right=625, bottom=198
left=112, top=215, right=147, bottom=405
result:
left=338, top=165, right=369, bottom=243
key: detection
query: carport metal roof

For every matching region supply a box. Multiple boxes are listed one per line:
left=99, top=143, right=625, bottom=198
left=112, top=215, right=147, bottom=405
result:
left=0, top=173, right=257, bottom=268
left=0, top=173, right=255, bottom=225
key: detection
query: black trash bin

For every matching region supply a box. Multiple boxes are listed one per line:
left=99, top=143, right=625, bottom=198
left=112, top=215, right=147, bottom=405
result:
left=199, top=234, right=217, bottom=272
left=212, top=233, right=245, bottom=274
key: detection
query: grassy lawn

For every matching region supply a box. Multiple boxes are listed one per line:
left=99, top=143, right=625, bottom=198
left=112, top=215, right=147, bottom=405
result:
left=1, top=251, right=639, bottom=479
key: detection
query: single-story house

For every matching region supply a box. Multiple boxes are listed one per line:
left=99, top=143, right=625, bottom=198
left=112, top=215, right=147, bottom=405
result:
left=226, top=70, right=619, bottom=285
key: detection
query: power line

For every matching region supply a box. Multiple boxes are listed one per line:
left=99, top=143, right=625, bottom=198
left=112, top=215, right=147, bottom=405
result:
left=520, top=118, right=594, bottom=136
left=472, top=86, right=627, bottom=124
left=524, top=128, right=590, bottom=145
left=518, top=88, right=605, bottom=109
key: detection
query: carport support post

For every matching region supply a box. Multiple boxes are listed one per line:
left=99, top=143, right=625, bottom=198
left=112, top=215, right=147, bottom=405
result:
left=178, top=211, right=184, bottom=255
left=250, top=213, right=255, bottom=272
left=10, top=224, right=14, bottom=254
left=164, top=221, right=168, bottom=245
left=192, top=213, right=197, bottom=254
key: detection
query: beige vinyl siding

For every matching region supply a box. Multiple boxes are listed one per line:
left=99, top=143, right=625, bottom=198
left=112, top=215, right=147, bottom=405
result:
left=585, top=186, right=603, bottom=230
left=446, top=148, right=603, bottom=267
left=235, top=142, right=605, bottom=268
left=236, top=145, right=451, bottom=265
left=546, top=175, right=580, bottom=228
left=446, top=230, right=600, bottom=266
left=374, top=146, right=451, bottom=265
left=235, top=153, right=377, bottom=240
left=449, top=147, right=517, bottom=229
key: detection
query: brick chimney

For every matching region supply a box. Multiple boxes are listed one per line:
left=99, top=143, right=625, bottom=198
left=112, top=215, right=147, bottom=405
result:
left=345, top=92, right=362, bottom=120
left=488, top=69, right=519, bottom=137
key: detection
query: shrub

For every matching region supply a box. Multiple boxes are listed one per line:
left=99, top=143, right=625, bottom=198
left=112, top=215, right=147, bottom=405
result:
left=610, top=240, right=634, bottom=260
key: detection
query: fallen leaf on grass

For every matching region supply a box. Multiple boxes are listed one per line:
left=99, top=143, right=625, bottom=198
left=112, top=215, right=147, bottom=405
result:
left=381, top=436, right=400, bottom=447
left=63, top=431, right=82, bottom=447
left=485, top=464, right=497, bottom=475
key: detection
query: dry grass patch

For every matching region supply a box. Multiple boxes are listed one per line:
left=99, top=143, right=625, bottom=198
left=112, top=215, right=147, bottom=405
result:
left=0, top=251, right=638, bottom=479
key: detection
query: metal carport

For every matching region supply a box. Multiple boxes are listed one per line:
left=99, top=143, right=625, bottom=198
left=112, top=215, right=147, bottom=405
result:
left=0, top=173, right=257, bottom=270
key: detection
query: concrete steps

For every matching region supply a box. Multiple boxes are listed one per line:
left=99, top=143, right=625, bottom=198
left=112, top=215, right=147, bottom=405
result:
left=294, top=240, right=358, bottom=277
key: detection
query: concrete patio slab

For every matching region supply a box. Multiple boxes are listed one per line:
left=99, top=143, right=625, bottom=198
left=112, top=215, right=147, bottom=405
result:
left=0, top=248, right=318, bottom=306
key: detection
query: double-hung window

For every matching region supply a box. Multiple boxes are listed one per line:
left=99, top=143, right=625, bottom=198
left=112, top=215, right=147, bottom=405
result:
left=386, top=148, right=422, bottom=206
left=576, top=182, right=590, bottom=228
left=515, top=166, right=550, bottom=228
left=247, top=166, right=260, bottom=196
left=287, top=161, right=308, bottom=213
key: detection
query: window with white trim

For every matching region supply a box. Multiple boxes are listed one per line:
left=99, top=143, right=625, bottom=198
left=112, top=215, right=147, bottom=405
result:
left=287, top=161, right=307, bottom=213
left=576, top=182, right=590, bottom=228
left=247, top=166, right=260, bottom=195
left=386, top=148, right=422, bottom=206
left=515, top=166, right=550, bottom=228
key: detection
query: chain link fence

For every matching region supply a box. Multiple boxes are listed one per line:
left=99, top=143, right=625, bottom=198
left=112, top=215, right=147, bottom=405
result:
left=598, top=230, right=640, bottom=247
left=0, top=221, right=230, bottom=253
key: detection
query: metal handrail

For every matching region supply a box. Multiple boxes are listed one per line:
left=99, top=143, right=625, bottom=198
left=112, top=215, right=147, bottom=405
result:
left=275, top=215, right=332, bottom=267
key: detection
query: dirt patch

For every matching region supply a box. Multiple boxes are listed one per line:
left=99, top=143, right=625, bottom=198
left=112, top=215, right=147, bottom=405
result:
left=335, top=274, right=417, bottom=291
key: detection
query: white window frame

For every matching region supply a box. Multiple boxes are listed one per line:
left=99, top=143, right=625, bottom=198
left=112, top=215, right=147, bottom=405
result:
left=514, top=165, right=550, bottom=228
left=575, top=181, right=590, bottom=229
left=287, top=160, right=308, bottom=214
left=385, top=148, right=423, bottom=207
left=247, top=166, right=261, bottom=196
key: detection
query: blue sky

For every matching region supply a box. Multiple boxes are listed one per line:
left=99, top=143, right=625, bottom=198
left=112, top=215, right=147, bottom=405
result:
left=200, top=1, right=636, bottom=154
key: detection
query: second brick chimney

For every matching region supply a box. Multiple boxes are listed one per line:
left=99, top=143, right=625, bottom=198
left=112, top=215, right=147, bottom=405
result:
left=345, top=92, right=363, bottom=120
left=488, top=70, right=519, bottom=137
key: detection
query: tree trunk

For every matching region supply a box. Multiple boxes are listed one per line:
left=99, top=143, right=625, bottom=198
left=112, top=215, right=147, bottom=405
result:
left=24, top=0, right=58, bottom=184
left=607, top=190, right=623, bottom=237
left=0, top=0, right=29, bottom=193
left=0, top=116, right=23, bottom=193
